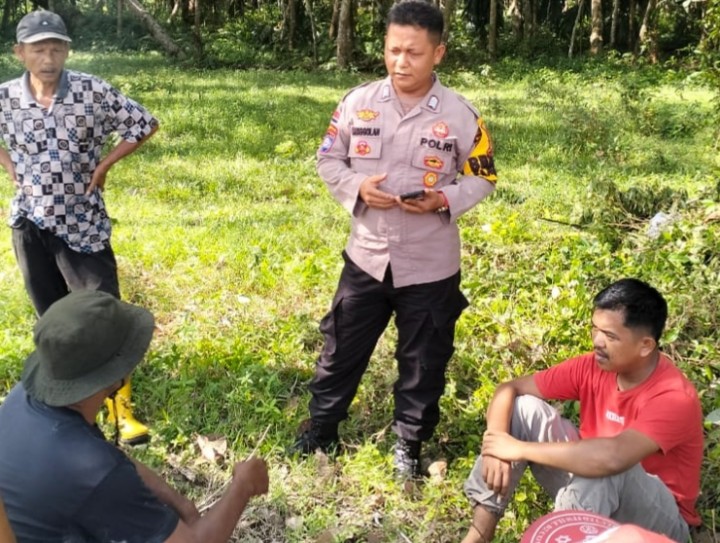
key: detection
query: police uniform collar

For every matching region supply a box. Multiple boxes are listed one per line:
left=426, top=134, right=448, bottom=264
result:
left=419, top=73, right=443, bottom=114
left=20, top=69, right=70, bottom=107
left=380, top=73, right=443, bottom=113
left=380, top=79, right=392, bottom=101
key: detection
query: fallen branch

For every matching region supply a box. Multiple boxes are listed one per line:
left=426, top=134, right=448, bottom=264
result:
left=124, top=0, right=186, bottom=59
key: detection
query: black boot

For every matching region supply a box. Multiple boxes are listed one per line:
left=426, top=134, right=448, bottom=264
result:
left=289, top=420, right=339, bottom=456
left=393, top=437, right=422, bottom=479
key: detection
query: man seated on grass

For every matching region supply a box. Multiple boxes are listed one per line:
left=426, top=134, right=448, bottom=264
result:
left=0, top=291, right=269, bottom=543
left=462, top=278, right=703, bottom=543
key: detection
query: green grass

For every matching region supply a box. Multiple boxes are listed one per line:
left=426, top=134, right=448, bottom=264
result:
left=0, top=51, right=718, bottom=542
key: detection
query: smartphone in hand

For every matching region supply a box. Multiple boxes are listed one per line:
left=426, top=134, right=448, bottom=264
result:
left=399, top=190, right=425, bottom=201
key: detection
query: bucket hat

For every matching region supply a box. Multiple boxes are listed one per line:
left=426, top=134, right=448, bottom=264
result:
left=16, top=11, right=72, bottom=44
left=22, top=290, right=154, bottom=406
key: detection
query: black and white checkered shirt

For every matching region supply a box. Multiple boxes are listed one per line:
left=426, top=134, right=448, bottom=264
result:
left=0, top=70, right=158, bottom=253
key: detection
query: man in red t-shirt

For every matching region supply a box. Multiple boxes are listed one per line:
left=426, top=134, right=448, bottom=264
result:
left=461, top=278, right=704, bottom=543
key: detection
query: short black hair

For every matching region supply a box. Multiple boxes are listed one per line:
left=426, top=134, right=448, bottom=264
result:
left=387, top=1, right=444, bottom=43
left=593, top=278, right=668, bottom=342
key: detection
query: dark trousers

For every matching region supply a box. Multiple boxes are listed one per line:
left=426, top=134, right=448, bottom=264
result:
left=309, top=252, right=468, bottom=442
left=12, top=219, right=120, bottom=316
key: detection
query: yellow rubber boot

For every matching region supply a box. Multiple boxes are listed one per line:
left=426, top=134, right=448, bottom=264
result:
left=105, top=380, right=149, bottom=445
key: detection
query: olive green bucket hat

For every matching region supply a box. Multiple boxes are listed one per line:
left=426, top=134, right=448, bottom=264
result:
left=22, top=291, right=154, bottom=407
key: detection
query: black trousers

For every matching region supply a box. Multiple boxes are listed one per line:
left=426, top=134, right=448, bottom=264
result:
left=309, top=252, right=468, bottom=442
left=12, top=218, right=120, bottom=316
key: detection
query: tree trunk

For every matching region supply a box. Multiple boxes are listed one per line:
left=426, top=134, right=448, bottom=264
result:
left=522, top=0, right=532, bottom=40
left=569, top=0, right=586, bottom=57
left=124, top=0, right=186, bottom=58
left=488, top=0, right=498, bottom=58
left=639, top=0, right=658, bottom=62
left=628, top=0, right=637, bottom=51
left=117, top=0, right=123, bottom=38
left=610, top=0, right=620, bottom=47
left=590, top=0, right=603, bottom=54
left=442, top=0, right=455, bottom=43
left=227, top=0, right=242, bottom=18
left=180, top=0, right=190, bottom=24
left=329, top=0, right=340, bottom=38
left=545, top=0, right=563, bottom=30
left=283, top=0, right=297, bottom=50
left=378, top=0, right=392, bottom=27
left=530, top=0, right=540, bottom=36
left=193, top=0, right=203, bottom=56
left=2, top=0, right=15, bottom=30
left=336, top=0, right=353, bottom=69
left=168, top=0, right=180, bottom=21
left=508, top=0, right=523, bottom=41
left=303, top=0, right=318, bottom=66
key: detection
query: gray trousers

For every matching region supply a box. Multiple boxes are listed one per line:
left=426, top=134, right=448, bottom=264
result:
left=464, top=396, right=689, bottom=543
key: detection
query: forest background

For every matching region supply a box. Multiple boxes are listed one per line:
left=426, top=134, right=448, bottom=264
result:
left=0, top=0, right=718, bottom=541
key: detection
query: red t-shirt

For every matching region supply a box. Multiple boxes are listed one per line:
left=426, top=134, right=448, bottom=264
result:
left=534, top=353, right=703, bottom=526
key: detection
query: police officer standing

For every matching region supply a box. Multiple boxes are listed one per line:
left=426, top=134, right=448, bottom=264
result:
left=291, top=0, right=498, bottom=478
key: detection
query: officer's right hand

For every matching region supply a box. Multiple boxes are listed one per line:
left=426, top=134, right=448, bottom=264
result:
left=359, top=173, right=396, bottom=209
left=232, top=458, right=269, bottom=497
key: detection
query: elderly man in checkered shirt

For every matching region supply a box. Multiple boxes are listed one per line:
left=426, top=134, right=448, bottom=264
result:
left=0, top=10, right=159, bottom=444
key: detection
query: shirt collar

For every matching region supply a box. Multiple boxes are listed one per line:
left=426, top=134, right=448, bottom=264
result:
left=379, top=73, right=443, bottom=113
left=20, top=69, right=70, bottom=108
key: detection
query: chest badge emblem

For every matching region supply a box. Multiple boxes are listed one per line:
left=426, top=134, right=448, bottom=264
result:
left=423, top=172, right=438, bottom=187
left=432, top=121, right=449, bottom=139
left=357, top=109, right=380, bottom=122
left=423, top=156, right=444, bottom=170
left=355, top=141, right=371, bottom=156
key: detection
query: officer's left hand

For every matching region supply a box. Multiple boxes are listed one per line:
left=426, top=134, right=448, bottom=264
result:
left=87, top=165, right=109, bottom=195
left=397, top=190, right=445, bottom=214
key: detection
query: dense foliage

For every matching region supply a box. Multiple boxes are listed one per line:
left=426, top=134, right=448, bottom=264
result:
left=0, top=0, right=718, bottom=70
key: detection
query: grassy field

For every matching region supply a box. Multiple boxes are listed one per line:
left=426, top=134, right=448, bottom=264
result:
left=0, top=52, right=718, bottom=542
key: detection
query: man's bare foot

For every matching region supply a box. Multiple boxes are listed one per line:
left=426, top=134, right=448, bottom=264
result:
left=460, top=506, right=499, bottom=543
